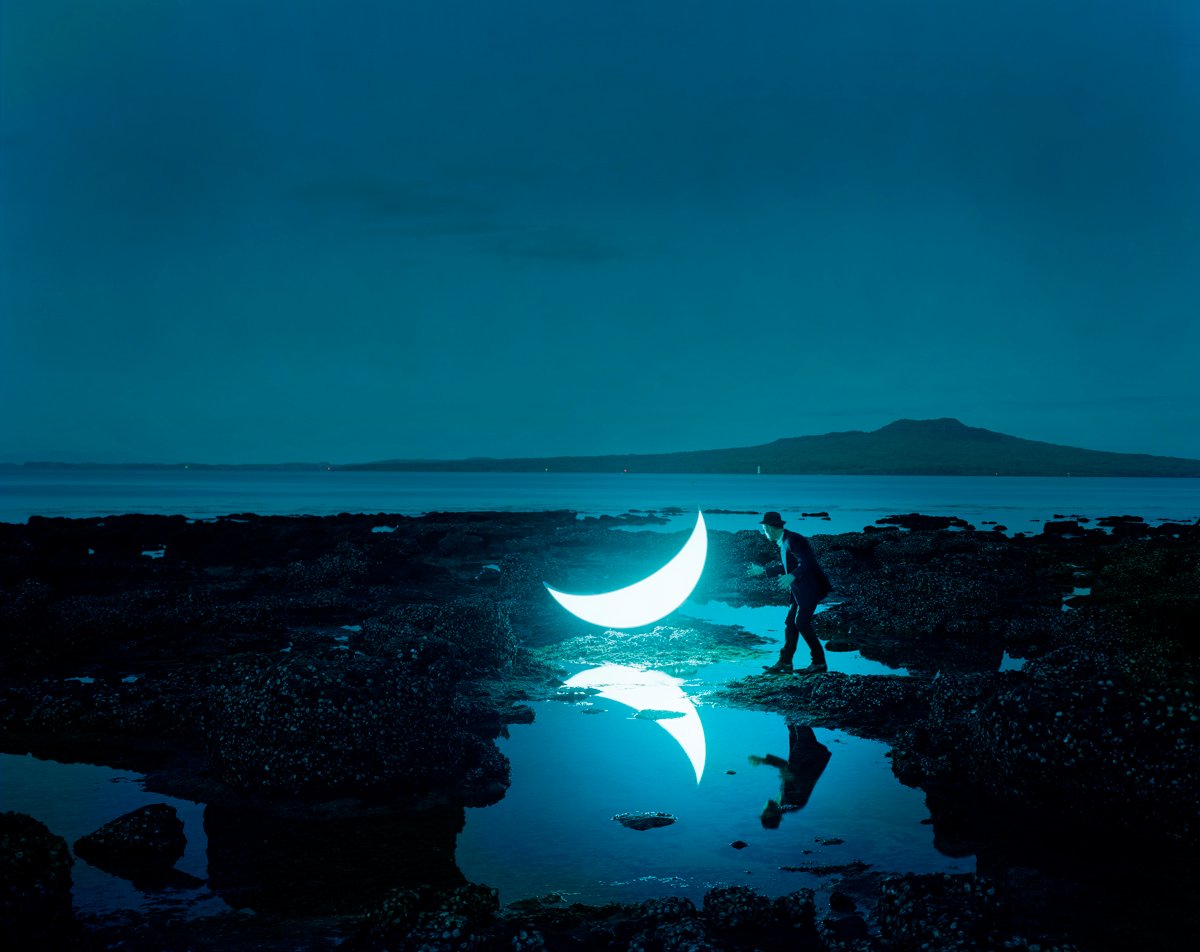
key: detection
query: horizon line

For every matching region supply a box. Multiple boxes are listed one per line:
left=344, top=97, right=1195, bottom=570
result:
left=3, top=417, right=1199, bottom=468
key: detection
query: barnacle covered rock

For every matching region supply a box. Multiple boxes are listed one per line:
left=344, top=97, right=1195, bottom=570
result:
left=0, top=812, right=80, bottom=947
left=715, top=672, right=930, bottom=741
left=73, top=803, right=185, bottom=877
left=878, top=873, right=1000, bottom=950
left=891, top=671, right=1200, bottom=847
left=204, top=647, right=508, bottom=803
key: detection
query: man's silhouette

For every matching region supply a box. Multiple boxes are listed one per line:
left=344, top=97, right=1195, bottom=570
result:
left=750, top=725, right=832, bottom=829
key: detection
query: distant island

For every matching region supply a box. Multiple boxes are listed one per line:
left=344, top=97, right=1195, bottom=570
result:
left=9, top=419, right=1200, bottom=477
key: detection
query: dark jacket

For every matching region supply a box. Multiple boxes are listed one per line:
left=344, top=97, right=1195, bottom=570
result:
left=766, top=529, right=832, bottom=602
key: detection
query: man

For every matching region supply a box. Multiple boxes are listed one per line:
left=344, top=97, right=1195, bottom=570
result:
left=748, top=511, right=832, bottom=674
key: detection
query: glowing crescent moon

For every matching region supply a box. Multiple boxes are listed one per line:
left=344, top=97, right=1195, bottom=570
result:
left=564, top=664, right=706, bottom=783
left=544, top=510, right=707, bottom=629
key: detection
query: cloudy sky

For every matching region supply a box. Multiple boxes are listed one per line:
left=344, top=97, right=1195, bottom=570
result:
left=2, top=0, right=1198, bottom=463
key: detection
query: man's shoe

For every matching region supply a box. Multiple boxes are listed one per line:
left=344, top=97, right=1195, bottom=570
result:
left=761, top=662, right=793, bottom=674
left=795, top=662, right=828, bottom=674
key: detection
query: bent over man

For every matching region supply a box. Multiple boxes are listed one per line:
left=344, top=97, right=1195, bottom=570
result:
left=748, top=511, right=832, bottom=674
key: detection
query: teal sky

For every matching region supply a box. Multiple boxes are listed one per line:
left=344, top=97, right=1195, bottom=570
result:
left=2, top=1, right=1198, bottom=463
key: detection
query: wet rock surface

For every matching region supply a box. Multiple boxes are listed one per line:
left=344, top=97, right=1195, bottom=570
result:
left=204, top=644, right=510, bottom=804
left=73, top=803, right=186, bottom=880
left=1, top=811, right=84, bottom=947
left=613, top=811, right=678, bottom=831
left=715, top=672, right=930, bottom=740
left=2, top=511, right=1198, bottom=948
left=541, top=617, right=769, bottom=669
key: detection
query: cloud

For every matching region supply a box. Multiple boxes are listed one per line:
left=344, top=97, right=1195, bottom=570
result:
left=483, top=227, right=624, bottom=264
left=286, top=180, right=500, bottom=236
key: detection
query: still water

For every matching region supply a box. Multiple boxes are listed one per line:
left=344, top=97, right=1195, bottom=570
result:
left=457, top=707, right=959, bottom=905
left=0, top=754, right=224, bottom=918
left=457, top=599, right=946, bottom=904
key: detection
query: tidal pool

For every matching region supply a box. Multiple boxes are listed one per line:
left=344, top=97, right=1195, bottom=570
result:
left=0, top=753, right=226, bottom=918
left=458, top=598, right=962, bottom=905
left=457, top=699, right=967, bottom=905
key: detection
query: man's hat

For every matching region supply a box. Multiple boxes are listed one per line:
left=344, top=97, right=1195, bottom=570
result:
left=759, top=511, right=786, bottom=527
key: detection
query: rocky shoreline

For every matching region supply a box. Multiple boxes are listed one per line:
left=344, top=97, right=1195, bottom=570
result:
left=2, top=510, right=1198, bottom=949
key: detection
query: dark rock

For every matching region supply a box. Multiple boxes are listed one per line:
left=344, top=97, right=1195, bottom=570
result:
left=730, top=840, right=749, bottom=850
left=1097, top=514, right=1145, bottom=527
left=613, top=812, right=677, bottom=831
left=877, top=513, right=974, bottom=531
left=359, top=596, right=519, bottom=675
left=354, top=882, right=501, bottom=950
left=828, top=889, right=857, bottom=913
left=545, top=618, right=769, bottom=670
left=771, top=888, right=817, bottom=936
left=715, top=672, right=930, bottom=741
left=802, top=530, right=1057, bottom=676
left=0, top=812, right=82, bottom=947
left=204, top=640, right=511, bottom=804
left=437, top=532, right=484, bottom=557
left=74, top=803, right=185, bottom=878
left=703, top=885, right=772, bottom=934
left=1043, top=520, right=1087, bottom=536
left=878, top=873, right=999, bottom=949
left=503, top=703, right=536, bottom=725
left=890, top=668, right=1200, bottom=850
left=636, top=895, right=697, bottom=924
left=633, top=709, right=685, bottom=720
left=822, top=912, right=869, bottom=941
left=630, top=917, right=718, bottom=951
left=780, top=860, right=872, bottom=876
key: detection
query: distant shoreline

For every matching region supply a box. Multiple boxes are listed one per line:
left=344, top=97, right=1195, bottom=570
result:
left=6, top=418, right=1200, bottom=477
left=5, top=462, right=1200, bottom=478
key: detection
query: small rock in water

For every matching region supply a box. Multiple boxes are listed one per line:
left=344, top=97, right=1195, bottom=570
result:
left=73, top=803, right=186, bottom=877
left=613, top=811, right=677, bottom=831
left=633, top=709, right=686, bottom=720
left=731, top=840, right=749, bottom=850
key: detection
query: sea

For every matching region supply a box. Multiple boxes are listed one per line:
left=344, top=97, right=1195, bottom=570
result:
left=4, top=469, right=1199, bottom=916
left=3, top=468, right=1199, bottom=534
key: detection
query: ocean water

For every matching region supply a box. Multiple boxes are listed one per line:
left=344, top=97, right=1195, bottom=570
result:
left=2, top=469, right=1198, bottom=535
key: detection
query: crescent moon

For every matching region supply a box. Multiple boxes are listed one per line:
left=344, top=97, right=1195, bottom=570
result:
left=544, top=510, right=707, bottom=629
left=564, top=664, right=706, bottom=783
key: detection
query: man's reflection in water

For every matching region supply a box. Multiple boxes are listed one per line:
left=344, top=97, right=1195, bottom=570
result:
left=749, top=725, right=832, bottom=829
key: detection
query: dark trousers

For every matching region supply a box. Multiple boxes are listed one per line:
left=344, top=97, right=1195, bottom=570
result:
left=779, top=591, right=824, bottom=666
